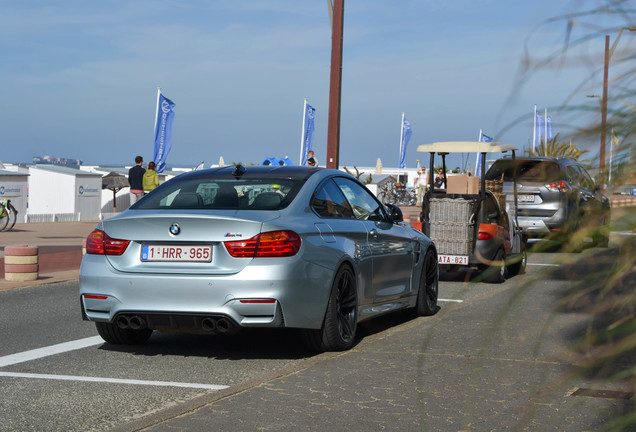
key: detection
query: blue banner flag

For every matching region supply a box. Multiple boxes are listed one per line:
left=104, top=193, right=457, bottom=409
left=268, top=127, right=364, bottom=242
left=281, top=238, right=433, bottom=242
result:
left=479, top=131, right=493, bottom=143
left=534, top=113, right=554, bottom=146
left=475, top=130, right=493, bottom=176
left=300, top=103, right=316, bottom=165
left=152, top=92, right=175, bottom=173
left=399, top=116, right=412, bottom=169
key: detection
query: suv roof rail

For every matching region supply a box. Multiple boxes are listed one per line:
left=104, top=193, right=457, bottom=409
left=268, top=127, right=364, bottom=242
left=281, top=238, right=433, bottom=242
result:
left=503, top=155, right=578, bottom=161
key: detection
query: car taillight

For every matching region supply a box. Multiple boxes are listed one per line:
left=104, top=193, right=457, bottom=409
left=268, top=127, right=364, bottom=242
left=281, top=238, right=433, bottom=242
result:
left=478, top=231, right=493, bottom=240
left=546, top=180, right=570, bottom=192
left=85, top=229, right=130, bottom=255
left=224, top=230, right=301, bottom=258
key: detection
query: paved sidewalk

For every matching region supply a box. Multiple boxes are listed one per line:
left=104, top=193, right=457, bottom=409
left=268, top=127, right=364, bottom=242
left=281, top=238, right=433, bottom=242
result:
left=125, top=268, right=631, bottom=432
left=0, top=221, right=97, bottom=291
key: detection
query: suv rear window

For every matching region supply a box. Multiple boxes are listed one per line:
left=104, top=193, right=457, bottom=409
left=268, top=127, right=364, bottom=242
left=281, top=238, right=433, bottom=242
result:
left=486, top=160, right=562, bottom=183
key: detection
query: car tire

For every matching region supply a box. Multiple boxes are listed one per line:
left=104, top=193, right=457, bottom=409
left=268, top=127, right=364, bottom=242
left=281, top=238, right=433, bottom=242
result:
left=593, top=213, right=610, bottom=248
left=414, top=250, right=440, bottom=316
left=507, top=245, right=527, bottom=276
left=484, top=249, right=506, bottom=283
left=594, top=228, right=610, bottom=248
left=563, top=211, right=585, bottom=252
left=95, top=321, right=153, bottom=345
left=303, top=265, right=358, bottom=352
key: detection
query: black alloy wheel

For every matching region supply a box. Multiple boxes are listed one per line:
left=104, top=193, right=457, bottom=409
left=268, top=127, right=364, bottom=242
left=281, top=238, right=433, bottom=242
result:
left=415, top=250, right=440, bottom=316
left=484, top=249, right=506, bottom=283
left=303, top=265, right=358, bottom=352
left=507, top=243, right=527, bottom=276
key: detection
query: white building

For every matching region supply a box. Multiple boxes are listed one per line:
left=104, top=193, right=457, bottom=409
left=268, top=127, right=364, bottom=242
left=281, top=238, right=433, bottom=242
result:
left=0, top=169, right=29, bottom=223
left=27, top=166, right=102, bottom=222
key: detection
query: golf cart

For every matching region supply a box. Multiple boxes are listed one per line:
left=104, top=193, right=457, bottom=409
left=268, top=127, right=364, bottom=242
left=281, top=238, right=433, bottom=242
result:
left=416, top=141, right=527, bottom=283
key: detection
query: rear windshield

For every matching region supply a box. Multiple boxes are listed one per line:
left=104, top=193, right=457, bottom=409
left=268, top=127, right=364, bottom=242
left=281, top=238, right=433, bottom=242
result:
left=132, top=176, right=304, bottom=210
left=486, top=160, right=562, bottom=183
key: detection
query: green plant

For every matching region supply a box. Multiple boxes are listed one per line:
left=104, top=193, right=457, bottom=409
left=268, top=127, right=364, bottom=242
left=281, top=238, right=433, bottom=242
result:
left=517, top=3, right=636, bottom=430
left=526, top=133, right=589, bottom=159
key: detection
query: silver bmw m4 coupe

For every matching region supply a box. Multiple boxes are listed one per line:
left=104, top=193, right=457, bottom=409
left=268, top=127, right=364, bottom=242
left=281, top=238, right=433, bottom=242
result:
left=80, top=165, right=439, bottom=351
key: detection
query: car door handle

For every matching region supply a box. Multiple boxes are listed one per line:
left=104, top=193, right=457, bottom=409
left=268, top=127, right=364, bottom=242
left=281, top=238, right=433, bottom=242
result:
left=369, top=229, right=378, bottom=239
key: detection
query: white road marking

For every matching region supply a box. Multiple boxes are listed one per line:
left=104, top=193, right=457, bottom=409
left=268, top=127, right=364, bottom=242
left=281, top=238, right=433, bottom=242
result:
left=0, top=336, right=228, bottom=390
left=0, top=336, right=103, bottom=368
left=615, top=231, right=636, bottom=236
left=439, top=298, right=463, bottom=303
left=0, top=372, right=228, bottom=390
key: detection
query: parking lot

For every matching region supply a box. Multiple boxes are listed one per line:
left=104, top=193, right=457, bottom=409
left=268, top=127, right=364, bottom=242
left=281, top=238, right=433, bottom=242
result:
left=1, top=232, right=634, bottom=431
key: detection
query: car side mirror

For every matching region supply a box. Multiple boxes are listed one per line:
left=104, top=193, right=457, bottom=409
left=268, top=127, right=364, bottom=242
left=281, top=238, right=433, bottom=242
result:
left=385, top=204, right=404, bottom=223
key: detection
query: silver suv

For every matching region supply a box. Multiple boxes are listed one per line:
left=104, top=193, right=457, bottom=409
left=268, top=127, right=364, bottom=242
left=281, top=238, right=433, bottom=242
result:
left=485, top=156, right=610, bottom=246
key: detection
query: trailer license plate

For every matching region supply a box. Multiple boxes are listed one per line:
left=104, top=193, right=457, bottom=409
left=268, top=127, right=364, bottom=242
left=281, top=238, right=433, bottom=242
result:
left=141, top=245, right=212, bottom=262
left=438, top=255, right=468, bottom=265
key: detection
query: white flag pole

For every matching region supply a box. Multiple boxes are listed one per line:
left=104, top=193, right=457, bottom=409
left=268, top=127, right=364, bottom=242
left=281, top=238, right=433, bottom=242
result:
left=300, top=98, right=308, bottom=165
left=544, top=107, right=548, bottom=147
left=153, top=88, right=161, bottom=135
left=475, top=129, right=483, bottom=175
left=532, top=105, right=537, bottom=152
left=399, top=112, right=405, bottom=170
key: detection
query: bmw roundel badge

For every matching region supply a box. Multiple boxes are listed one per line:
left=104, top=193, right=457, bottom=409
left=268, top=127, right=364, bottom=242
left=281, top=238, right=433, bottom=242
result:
left=169, top=223, right=181, bottom=235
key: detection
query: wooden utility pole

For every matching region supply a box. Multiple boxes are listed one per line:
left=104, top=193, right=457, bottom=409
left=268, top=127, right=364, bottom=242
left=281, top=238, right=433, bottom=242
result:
left=326, top=0, right=344, bottom=169
left=600, top=35, right=609, bottom=185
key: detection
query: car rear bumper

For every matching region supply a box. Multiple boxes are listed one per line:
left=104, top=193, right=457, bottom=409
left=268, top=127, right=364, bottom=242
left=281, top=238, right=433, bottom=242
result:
left=518, top=217, right=552, bottom=236
left=517, top=208, right=568, bottom=237
left=79, top=254, right=333, bottom=330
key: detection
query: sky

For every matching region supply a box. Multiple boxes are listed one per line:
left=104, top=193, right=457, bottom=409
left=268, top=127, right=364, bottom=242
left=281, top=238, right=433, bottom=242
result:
left=2, top=0, right=634, bottom=170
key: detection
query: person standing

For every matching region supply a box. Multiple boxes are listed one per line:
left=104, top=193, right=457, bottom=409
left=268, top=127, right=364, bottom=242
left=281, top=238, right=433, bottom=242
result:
left=434, top=168, right=445, bottom=189
left=415, top=168, right=427, bottom=204
left=143, top=161, right=159, bottom=194
left=128, top=155, right=145, bottom=204
left=307, top=150, right=318, bottom=166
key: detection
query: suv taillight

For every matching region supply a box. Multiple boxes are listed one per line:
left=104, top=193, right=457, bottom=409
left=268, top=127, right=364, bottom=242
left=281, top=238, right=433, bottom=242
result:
left=85, top=229, right=130, bottom=255
left=546, top=180, right=570, bottom=192
left=224, top=230, right=301, bottom=258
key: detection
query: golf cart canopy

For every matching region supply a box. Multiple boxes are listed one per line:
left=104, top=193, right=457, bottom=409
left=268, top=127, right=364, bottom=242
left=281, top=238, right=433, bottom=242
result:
left=416, top=141, right=519, bottom=197
left=416, top=141, right=518, bottom=154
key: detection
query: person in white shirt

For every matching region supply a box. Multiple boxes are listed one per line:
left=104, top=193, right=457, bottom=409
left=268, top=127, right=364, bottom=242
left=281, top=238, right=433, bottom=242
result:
left=415, top=168, right=428, bottom=204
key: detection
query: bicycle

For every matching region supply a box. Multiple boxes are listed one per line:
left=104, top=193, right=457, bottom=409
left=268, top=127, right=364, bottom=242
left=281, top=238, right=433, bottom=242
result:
left=0, top=199, right=18, bottom=232
left=377, top=182, right=417, bottom=207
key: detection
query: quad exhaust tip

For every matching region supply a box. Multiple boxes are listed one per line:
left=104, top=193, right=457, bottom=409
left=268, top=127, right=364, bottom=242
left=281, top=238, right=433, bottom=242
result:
left=115, top=315, right=146, bottom=330
left=202, top=317, right=233, bottom=334
left=114, top=314, right=236, bottom=334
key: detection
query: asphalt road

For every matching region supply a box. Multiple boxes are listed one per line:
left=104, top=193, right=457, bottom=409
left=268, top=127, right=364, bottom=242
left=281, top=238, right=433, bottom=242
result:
left=0, top=244, right=633, bottom=432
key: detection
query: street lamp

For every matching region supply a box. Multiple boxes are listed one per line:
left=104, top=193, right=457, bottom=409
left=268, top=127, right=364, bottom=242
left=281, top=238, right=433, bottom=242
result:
left=598, top=27, right=636, bottom=186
